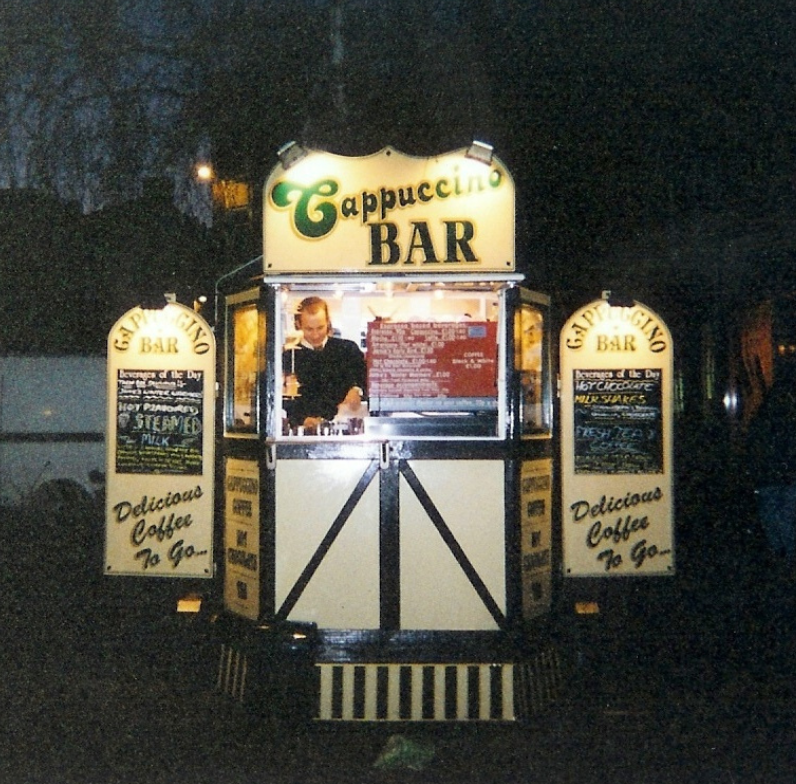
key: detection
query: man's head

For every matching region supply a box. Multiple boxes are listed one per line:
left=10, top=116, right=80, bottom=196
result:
left=297, top=296, right=331, bottom=349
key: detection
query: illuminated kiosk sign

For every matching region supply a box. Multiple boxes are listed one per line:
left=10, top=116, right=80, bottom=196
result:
left=263, top=146, right=515, bottom=274
left=105, top=303, right=215, bottom=578
left=560, top=298, right=674, bottom=577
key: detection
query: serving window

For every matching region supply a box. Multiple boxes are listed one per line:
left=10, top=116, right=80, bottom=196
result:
left=274, top=279, right=507, bottom=439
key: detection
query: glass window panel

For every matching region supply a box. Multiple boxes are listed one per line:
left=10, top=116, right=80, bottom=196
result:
left=228, top=303, right=263, bottom=431
left=514, top=303, right=548, bottom=435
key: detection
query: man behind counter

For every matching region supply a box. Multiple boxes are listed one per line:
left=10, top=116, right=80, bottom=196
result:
left=283, top=296, right=367, bottom=430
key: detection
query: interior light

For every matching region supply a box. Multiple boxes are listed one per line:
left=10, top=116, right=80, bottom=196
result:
left=465, top=140, right=494, bottom=165
left=277, top=141, right=309, bottom=170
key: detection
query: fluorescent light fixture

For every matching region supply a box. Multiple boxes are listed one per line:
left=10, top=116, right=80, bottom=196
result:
left=465, top=140, right=494, bottom=165
left=277, top=140, right=308, bottom=170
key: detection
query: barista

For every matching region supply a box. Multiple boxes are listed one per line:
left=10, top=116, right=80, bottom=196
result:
left=283, top=296, right=367, bottom=430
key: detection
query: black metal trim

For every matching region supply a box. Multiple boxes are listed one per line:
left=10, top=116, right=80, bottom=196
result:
left=276, top=459, right=380, bottom=620
left=390, top=439, right=510, bottom=461
left=398, top=460, right=509, bottom=631
left=262, top=285, right=278, bottom=438
left=503, top=458, right=522, bottom=623
left=315, top=629, right=531, bottom=663
left=379, top=460, right=400, bottom=630
left=275, top=441, right=381, bottom=461
left=260, top=453, right=276, bottom=617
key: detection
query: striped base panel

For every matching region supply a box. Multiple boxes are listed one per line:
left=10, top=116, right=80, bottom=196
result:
left=217, top=644, right=561, bottom=722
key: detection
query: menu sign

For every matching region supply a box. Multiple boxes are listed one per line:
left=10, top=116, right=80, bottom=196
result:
left=116, top=369, right=204, bottom=474
left=560, top=298, right=674, bottom=577
left=105, top=303, right=215, bottom=578
left=573, top=368, right=662, bottom=474
left=367, top=321, right=498, bottom=403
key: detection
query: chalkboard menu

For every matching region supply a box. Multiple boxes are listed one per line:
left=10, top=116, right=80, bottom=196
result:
left=573, top=368, right=662, bottom=474
left=367, top=321, right=498, bottom=407
left=116, top=368, right=204, bottom=475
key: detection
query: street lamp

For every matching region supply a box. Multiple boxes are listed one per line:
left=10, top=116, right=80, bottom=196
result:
left=196, top=163, right=214, bottom=182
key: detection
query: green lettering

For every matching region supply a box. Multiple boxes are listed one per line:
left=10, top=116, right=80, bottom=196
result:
left=270, top=178, right=339, bottom=239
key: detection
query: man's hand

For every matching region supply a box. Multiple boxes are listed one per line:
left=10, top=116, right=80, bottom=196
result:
left=341, top=386, right=363, bottom=410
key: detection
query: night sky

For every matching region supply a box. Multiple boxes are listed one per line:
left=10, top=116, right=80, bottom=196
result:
left=1, top=0, right=794, bottom=348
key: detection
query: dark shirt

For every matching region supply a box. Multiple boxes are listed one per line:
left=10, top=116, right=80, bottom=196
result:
left=283, top=337, right=367, bottom=426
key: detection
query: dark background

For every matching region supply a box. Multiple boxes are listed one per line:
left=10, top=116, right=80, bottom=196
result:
left=1, top=0, right=795, bottom=357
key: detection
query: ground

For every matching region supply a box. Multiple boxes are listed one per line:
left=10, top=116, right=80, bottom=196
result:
left=2, top=503, right=796, bottom=783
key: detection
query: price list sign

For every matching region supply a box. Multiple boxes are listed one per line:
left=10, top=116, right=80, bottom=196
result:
left=573, top=368, right=662, bottom=474
left=367, top=321, right=498, bottom=400
left=116, top=369, right=204, bottom=475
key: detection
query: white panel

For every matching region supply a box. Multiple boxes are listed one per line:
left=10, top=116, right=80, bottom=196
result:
left=318, top=665, right=334, bottom=720
left=434, top=666, right=446, bottom=720
left=276, top=460, right=379, bottom=628
left=502, top=664, right=515, bottom=720
left=364, top=666, right=378, bottom=720
left=411, top=664, right=424, bottom=720
left=342, top=665, right=355, bottom=720
left=456, top=665, right=469, bottom=720
left=479, top=665, right=491, bottom=720
left=387, top=664, right=401, bottom=721
left=400, top=460, right=505, bottom=630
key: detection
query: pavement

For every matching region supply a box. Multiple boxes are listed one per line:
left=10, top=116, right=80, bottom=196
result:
left=2, top=504, right=796, bottom=783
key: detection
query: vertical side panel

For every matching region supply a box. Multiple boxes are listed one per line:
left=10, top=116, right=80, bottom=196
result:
left=519, top=458, right=553, bottom=619
left=223, top=458, right=261, bottom=620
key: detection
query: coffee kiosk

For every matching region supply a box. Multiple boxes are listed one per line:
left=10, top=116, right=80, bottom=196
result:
left=213, top=144, right=559, bottom=722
